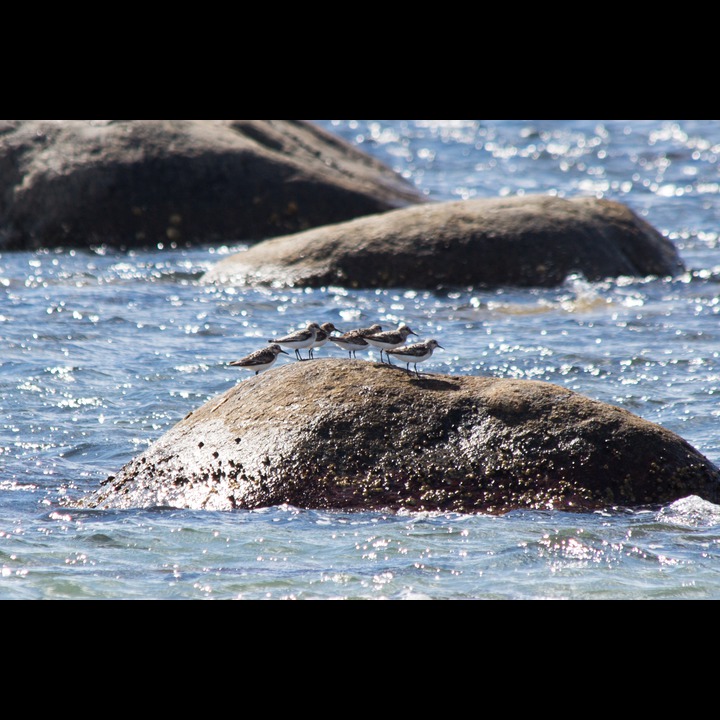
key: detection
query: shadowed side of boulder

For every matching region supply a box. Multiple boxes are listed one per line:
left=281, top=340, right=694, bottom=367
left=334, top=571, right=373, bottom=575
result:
left=0, top=119, right=424, bottom=251
left=203, top=195, right=684, bottom=289
left=77, top=360, right=720, bottom=515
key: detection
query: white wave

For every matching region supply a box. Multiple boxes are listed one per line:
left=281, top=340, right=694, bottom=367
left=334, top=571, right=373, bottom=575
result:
left=656, top=495, right=720, bottom=527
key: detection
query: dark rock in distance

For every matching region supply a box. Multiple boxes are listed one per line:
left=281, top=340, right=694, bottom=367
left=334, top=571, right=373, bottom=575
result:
left=203, top=195, right=685, bottom=289
left=0, top=119, right=423, bottom=251
left=77, top=359, right=720, bottom=515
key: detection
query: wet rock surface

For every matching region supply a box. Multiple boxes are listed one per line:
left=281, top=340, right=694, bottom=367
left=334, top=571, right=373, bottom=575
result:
left=0, top=119, right=423, bottom=250
left=203, top=195, right=684, bottom=289
left=77, top=359, right=720, bottom=515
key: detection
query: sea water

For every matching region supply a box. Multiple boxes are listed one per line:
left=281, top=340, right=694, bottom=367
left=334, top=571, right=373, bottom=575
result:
left=1, top=119, right=719, bottom=600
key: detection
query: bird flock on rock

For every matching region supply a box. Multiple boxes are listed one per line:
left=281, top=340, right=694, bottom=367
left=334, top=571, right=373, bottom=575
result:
left=228, top=322, right=444, bottom=379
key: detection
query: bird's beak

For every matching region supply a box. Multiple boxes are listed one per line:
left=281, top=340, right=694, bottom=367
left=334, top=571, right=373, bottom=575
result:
left=437, top=343, right=445, bottom=349
left=280, top=349, right=290, bottom=354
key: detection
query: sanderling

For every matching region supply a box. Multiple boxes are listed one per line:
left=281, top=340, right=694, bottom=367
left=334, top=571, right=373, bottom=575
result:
left=329, top=324, right=383, bottom=359
left=386, top=339, right=444, bottom=378
left=355, top=324, right=384, bottom=337
left=269, top=322, right=322, bottom=361
left=310, top=322, right=341, bottom=359
left=364, top=323, right=418, bottom=364
left=229, top=344, right=289, bottom=375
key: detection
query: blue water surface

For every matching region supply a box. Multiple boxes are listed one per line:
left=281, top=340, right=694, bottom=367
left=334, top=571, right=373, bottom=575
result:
left=1, top=119, right=719, bottom=599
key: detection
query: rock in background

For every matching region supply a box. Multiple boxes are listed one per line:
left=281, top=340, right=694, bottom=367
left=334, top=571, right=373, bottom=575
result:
left=0, top=119, right=424, bottom=250
left=204, top=195, right=685, bottom=289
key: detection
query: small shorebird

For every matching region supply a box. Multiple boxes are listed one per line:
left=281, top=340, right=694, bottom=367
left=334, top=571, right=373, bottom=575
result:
left=386, top=339, right=444, bottom=378
left=355, top=324, right=384, bottom=337
left=310, top=322, right=341, bottom=359
left=269, top=322, right=321, bottom=361
left=329, top=324, right=383, bottom=359
left=364, top=323, right=418, bottom=364
left=229, top=344, right=289, bottom=375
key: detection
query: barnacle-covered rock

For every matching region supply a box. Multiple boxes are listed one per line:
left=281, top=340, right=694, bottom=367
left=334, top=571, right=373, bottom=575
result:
left=77, top=359, right=720, bottom=515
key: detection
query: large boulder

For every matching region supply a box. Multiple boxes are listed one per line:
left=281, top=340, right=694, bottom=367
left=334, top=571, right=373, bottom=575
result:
left=203, top=195, right=685, bottom=289
left=0, top=119, right=423, bottom=250
left=77, top=359, right=720, bottom=514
